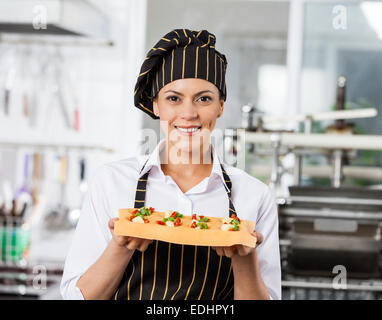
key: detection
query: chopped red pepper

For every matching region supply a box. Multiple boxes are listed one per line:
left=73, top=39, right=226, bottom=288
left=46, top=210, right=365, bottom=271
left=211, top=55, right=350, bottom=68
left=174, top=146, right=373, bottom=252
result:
left=199, top=215, right=204, bottom=219
left=191, top=221, right=197, bottom=228
left=192, top=214, right=197, bottom=220
left=170, top=211, right=177, bottom=218
left=144, top=219, right=149, bottom=223
left=174, top=217, right=181, bottom=226
left=149, top=207, right=155, bottom=213
left=156, top=221, right=165, bottom=225
left=132, top=209, right=139, bottom=214
left=129, top=215, right=134, bottom=221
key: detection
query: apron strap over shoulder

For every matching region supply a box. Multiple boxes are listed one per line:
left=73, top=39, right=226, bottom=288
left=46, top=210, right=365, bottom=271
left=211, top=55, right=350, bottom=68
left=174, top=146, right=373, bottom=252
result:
left=219, top=163, right=237, bottom=218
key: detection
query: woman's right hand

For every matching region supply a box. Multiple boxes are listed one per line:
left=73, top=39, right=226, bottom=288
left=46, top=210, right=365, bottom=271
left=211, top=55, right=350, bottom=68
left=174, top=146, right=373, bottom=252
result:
left=108, top=218, right=153, bottom=252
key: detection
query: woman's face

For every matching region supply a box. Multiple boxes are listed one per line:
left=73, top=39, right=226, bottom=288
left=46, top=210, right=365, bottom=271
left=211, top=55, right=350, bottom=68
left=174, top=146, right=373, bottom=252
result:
left=153, top=78, right=224, bottom=163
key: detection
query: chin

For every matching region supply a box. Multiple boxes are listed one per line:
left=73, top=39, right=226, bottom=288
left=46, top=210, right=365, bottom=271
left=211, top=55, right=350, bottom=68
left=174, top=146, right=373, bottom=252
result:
left=167, top=133, right=212, bottom=164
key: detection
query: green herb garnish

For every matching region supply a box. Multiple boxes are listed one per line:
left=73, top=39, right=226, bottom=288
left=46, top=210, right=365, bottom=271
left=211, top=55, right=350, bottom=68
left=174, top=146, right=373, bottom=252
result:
left=197, top=222, right=208, bottom=229
left=231, top=219, right=240, bottom=226
left=139, top=207, right=152, bottom=216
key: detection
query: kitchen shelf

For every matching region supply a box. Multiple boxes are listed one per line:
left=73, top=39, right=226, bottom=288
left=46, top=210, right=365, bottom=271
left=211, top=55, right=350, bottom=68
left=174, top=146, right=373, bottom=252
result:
left=0, top=125, right=115, bottom=152
left=0, top=140, right=115, bottom=152
left=0, top=33, right=114, bottom=47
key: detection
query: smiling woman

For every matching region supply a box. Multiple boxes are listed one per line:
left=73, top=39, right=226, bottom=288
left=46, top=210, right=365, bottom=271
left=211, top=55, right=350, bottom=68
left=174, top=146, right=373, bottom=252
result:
left=60, top=28, right=281, bottom=301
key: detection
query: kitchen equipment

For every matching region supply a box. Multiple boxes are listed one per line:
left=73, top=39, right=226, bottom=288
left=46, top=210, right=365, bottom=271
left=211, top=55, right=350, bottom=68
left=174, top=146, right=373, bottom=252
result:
left=0, top=196, right=31, bottom=264
left=3, top=56, right=16, bottom=116
left=68, top=157, right=87, bottom=227
left=0, top=263, right=63, bottom=299
left=43, top=154, right=71, bottom=229
left=16, top=153, right=32, bottom=196
left=280, top=186, right=382, bottom=277
left=278, top=185, right=382, bottom=299
left=1, top=180, right=13, bottom=214
left=41, top=48, right=77, bottom=130
left=232, top=75, right=382, bottom=299
left=0, top=0, right=110, bottom=39
left=54, top=55, right=74, bottom=130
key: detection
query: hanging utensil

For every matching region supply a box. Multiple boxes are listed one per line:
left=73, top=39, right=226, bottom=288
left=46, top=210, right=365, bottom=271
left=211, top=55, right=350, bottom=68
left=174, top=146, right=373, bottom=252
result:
left=28, top=45, right=46, bottom=128
left=54, top=48, right=74, bottom=129
left=79, top=157, right=88, bottom=193
left=15, top=153, right=33, bottom=217
left=21, top=46, right=31, bottom=119
left=1, top=178, right=13, bottom=214
left=3, top=61, right=16, bottom=116
left=16, top=153, right=32, bottom=197
left=68, top=156, right=87, bottom=227
left=44, top=153, right=71, bottom=229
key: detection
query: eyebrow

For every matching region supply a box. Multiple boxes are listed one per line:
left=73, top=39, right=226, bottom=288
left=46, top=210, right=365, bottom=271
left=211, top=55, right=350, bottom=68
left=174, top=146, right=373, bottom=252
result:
left=163, top=90, right=215, bottom=96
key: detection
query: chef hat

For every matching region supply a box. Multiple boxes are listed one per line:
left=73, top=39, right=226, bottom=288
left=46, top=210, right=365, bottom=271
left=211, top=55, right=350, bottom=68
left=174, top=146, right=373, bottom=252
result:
left=134, top=28, right=228, bottom=119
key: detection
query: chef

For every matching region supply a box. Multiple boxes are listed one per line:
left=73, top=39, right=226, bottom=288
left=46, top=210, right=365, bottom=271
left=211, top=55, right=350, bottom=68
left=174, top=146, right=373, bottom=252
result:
left=60, top=28, right=281, bottom=300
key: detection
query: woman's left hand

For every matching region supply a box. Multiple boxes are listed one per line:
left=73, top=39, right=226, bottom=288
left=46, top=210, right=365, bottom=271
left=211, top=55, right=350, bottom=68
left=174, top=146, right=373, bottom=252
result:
left=212, top=230, right=263, bottom=258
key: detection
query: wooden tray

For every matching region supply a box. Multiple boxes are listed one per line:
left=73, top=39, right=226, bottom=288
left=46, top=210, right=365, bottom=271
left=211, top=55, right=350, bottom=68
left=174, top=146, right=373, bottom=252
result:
left=114, top=208, right=257, bottom=247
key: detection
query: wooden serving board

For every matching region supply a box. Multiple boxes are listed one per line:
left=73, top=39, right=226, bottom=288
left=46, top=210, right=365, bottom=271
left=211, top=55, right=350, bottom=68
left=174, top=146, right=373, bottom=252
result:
left=114, top=208, right=257, bottom=247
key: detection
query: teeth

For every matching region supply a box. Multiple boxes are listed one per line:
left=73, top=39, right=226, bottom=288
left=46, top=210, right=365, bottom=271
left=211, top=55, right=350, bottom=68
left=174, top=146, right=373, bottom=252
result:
left=176, top=127, right=200, bottom=133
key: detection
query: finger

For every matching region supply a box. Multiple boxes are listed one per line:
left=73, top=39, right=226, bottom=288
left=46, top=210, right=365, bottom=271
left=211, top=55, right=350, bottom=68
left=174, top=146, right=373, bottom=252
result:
left=214, top=247, right=224, bottom=257
left=126, top=238, right=140, bottom=251
left=134, top=238, right=147, bottom=250
left=108, top=218, right=118, bottom=230
left=126, top=241, right=137, bottom=251
left=223, top=247, right=234, bottom=258
left=254, top=231, right=263, bottom=246
left=251, top=230, right=262, bottom=247
left=230, top=245, right=239, bottom=256
left=138, top=240, right=153, bottom=252
left=236, top=245, right=251, bottom=256
left=108, top=218, right=119, bottom=232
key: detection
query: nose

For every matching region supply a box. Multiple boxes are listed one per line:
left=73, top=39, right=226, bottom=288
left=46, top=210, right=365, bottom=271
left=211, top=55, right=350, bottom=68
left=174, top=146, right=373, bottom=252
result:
left=179, top=99, right=198, bottom=120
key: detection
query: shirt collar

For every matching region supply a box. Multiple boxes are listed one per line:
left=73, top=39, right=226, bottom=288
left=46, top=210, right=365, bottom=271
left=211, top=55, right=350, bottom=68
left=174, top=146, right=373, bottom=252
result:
left=138, top=139, right=165, bottom=177
left=138, top=139, right=230, bottom=191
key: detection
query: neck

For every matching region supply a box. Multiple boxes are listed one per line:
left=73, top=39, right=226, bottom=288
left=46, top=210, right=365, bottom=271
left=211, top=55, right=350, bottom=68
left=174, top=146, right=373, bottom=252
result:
left=160, top=141, right=214, bottom=177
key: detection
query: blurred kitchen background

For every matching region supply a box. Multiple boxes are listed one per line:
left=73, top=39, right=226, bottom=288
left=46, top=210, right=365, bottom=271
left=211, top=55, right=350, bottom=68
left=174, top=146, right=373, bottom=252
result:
left=0, top=0, right=382, bottom=300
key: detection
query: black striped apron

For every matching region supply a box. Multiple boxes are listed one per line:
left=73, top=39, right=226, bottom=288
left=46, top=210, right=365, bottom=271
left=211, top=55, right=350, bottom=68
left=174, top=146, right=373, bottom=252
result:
left=113, top=160, right=238, bottom=300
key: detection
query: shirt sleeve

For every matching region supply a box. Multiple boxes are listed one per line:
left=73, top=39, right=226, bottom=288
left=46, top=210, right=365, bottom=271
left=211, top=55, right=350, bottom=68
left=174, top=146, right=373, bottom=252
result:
left=255, top=185, right=282, bottom=300
left=60, top=166, right=112, bottom=300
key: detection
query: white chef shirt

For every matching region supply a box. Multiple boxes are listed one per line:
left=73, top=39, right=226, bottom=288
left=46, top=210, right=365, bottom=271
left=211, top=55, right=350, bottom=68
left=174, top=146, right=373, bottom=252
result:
left=60, top=140, right=281, bottom=300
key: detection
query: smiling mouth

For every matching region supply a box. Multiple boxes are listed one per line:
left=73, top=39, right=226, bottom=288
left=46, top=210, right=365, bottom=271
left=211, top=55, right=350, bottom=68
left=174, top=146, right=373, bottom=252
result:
left=174, top=126, right=201, bottom=135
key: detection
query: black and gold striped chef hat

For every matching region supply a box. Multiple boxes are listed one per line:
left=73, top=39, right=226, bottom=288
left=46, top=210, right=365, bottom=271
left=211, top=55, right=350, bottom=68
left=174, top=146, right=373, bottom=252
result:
left=134, top=28, right=228, bottom=119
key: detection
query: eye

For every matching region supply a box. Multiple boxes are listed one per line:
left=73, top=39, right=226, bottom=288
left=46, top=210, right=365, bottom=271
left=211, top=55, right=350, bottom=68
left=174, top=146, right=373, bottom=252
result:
left=198, top=96, right=212, bottom=103
left=166, top=96, right=179, bottom=102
